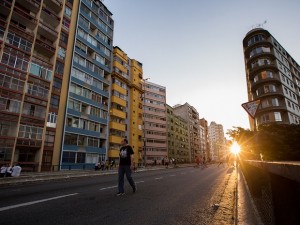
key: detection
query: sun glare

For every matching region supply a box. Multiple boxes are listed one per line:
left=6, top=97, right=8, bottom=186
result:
left=230, top=142, right=240, bottom=155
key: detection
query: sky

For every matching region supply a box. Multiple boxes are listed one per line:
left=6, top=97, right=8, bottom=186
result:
left=104, top=0, right=300, bottom=135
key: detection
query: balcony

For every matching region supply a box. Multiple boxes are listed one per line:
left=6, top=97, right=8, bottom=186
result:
left=11, top=5, right=38, bottom=30
left=38, top=21, right=58, bottom=42
left=110, top=108, right=126, bottom=119
left=16, top=138, right=42, bottom=147
left=15, top=0, right=41, bottom=14
left=8, top=22, right=34, bottom=39
left=0, top=0, right=13, bottom=18
left=109, top=121, right=125, bottom=131
left=35, top=37, right=56, bottom=57
left=251, top=76, right=281, bottom=90
left=43, top=0, right=63, bottom=13
left=40, top=7, right=60, bottom=28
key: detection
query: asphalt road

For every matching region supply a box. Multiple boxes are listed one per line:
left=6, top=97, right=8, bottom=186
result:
left=0, top=166, right=235, bottom=225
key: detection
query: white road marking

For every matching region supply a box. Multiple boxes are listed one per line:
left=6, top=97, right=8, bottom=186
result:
left=0, top=193, right=78, bottom=212
left=155, top=177, right=163, bottom=180
left=170, top=174, right=176, bottom=177
left=135, top=181, right=145, bottom=184
left=100, top=185, right=117, bottom=190
left=99, top=181, right=145, bottom=191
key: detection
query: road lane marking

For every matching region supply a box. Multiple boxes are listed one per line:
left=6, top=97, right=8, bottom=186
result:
left=155, top=177, right=163, bottom=180
left=0, top=193, right=78, bottom=212
left=100, top=185, right=117, bottom=190
left=100, top=181, right=144, bottom=191
left=170, top=174, right=176, bottom=177
left=135, top=181, right=145, bottom=184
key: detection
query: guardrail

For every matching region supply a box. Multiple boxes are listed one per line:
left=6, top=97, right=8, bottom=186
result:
left=240, top=160, right=300, bottom=225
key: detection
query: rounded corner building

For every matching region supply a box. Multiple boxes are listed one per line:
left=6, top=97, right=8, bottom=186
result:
left=243, top=28, right=300, bottom=130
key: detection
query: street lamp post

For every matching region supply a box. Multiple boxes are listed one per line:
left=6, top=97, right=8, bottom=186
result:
left=142, top=78, right=150, bottom=167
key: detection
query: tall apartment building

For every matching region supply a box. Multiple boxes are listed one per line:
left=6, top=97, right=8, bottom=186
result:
left=208, top=121, right=225, bottom=161
left=143, top=80, right=167, bottom=164
left=59, top=0, right=113, bottom=169
left=199, top=118, right=210, bottom=159
left=243, top=28, right=300, bottom=130
left=109, top=46, right=143, bottom=166
left=173, top=102, right=200, bottom=162
left=166, top=104, right=189, bottom=163
left=0, top=0, right=113, bottom=171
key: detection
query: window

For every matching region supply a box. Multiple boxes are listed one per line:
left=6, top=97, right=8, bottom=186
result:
left=58, top=47, right=66, bottom=60
left=60, top=32, right=68, bottom=46
left=62, top=151, right=76, bottom=163
left=62, top=18, right=70, bottom=31
left=76, top=152, right=85, bottom=163
left=274, top=112, right=282, bottom=121
left=50, top=95, right=60, bottom=109
left=45, top=130, right=55, bottom=147
left=55, top=61, right=64, bottom=76
left=64, top=6, right=72, bottom=18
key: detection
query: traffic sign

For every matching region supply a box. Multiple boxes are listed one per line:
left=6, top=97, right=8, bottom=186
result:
left=241, top=100, right=261, bottom=118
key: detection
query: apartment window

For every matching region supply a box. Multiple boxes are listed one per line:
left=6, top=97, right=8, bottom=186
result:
left=76, top=152, right=85, bottom=163
left=249, top=46, right=270, bottom=58
left=0, top=97, right=21, bottom=113
left=264, top=85, right=276, bottom=93
left=261, top=71, right=273, bottom=79
left=75, top=41, right=87, bottom=54
left=18, top=124, right=43, bottom=139
left=6, top=32, right=32, bottom=52
left=68, top=99, right=80, bottom=111
left=50, top=95, right=60, bottom=109
left=1, top=52, right=29, bottom=72
left=62, top=17, right=70, bottom=31
left=64, top=6, right=72, bottom=18
left=53, top=78, right=62, bottom=92
left=62, top=151, right=76, bottom=163
left=60, top=32, right=68, bottom=46
left=55, top=61, right=64, bottom=76
left=44, top=130, right=55, bottom=147
left=57, top=47, right=66, bottom=60
left=247, top=34, right=265, bottom=46
left=274, top=112, right=282, bottom=121
left=30, top=63, right=52, bottom=81
left=48, top=112, right=57, bottom=124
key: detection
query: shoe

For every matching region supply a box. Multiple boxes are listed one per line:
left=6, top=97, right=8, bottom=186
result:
left=116, top=192, right=125, bottom=196
left=133, top=185, right=137, bottom=193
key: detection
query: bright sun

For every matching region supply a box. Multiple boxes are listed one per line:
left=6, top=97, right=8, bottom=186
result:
left=230, top=142, right=240, bottom=155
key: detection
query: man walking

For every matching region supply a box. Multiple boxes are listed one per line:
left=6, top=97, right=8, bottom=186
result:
left=116, top=138, right=136, bottom=196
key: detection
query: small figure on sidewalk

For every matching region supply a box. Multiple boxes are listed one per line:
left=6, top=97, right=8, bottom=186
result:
left=95, top=162, right=100, bottom=171
left=11, top=163, right=22, bottom=177
left=164, top=157, right=169, bottom=168
left=0, top=164, right=8, bottom=177
left=5, top=165, right=13, bottom=177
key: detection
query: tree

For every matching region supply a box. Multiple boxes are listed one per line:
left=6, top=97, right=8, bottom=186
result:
left=227, top=124, right=300, bottom=161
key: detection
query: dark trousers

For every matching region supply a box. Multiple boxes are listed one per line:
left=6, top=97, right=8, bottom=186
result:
left=118, top=165, right=135, bottom=193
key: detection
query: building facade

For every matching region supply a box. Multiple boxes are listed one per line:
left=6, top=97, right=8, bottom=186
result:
left=59, top=0, right=113, bottom=170
left=243, top=28, right=300, bottom=130
left=199, top=118, right=210, bottom=159
left=166, top=104, right=189, bottom=163
left=208, top=121, right=225, bottom=161
left=143, top=80, right=167, bottom=164
left=173, top=103, right=200, bottom=162
left=0, top=0, right=114, bottom=171
left=109, top=46, right=144, bottom=166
